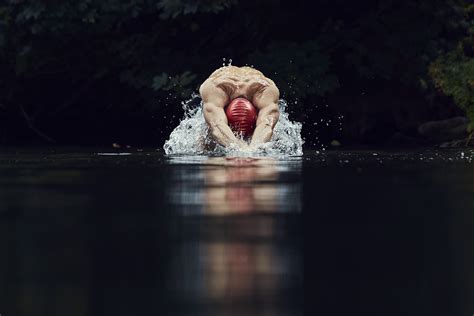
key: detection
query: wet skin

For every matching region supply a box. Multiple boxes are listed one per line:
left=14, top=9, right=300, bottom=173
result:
left=199, top=66, right=280, bottom=151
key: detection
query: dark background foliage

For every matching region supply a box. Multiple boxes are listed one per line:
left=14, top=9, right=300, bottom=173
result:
left=0, top=0, right=472, bottom=147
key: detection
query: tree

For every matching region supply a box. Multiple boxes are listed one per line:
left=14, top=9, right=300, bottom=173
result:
left=429, top=3, right=474, bottom=144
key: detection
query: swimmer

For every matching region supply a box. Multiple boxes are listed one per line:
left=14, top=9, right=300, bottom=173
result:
left=199, top=65, right=280, bottom=151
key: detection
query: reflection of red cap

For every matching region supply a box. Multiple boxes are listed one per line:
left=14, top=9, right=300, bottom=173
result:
left=225, top=97, right=258, bottom=138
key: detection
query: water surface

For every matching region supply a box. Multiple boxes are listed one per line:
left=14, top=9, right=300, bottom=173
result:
left=0, top=148, right=473, bottom=316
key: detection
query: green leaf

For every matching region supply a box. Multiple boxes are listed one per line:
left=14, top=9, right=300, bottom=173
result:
left=152, top=73, right=169, bottom=90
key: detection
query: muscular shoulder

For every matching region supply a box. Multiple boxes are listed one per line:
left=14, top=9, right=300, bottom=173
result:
left=199, top=80, right=228, bottom=106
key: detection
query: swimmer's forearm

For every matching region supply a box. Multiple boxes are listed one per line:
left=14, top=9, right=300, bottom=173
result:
left=250, top=108, right=279, bottom=148
left=212, top=122, right=248, bottom=148
left=250, top=123, right=274, bottom=147
left=203, top=101, right=247, bottom=149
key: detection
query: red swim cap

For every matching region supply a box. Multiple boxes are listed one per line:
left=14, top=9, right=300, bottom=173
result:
left=225, top=97, right=258, bottom=138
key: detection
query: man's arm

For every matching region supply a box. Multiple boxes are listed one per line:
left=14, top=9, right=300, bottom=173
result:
left=200, top=82, right=249, bottom=150
left=250, top=85, right=280, bottom=148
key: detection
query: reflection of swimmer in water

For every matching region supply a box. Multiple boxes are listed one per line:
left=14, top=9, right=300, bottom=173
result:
left=199, top=66, right=280, bottom=151
left=168, top=156, right=302, bottom=216
left=203, top=157, right=280, bottom=215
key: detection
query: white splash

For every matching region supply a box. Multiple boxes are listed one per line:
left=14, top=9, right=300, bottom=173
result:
left=163, top=93, right=303, bottom=156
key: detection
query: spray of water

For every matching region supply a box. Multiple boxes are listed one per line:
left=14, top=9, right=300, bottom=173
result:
left=163, top=93, right=303, bottom=156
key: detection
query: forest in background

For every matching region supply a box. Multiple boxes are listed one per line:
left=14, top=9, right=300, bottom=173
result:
left=0, top=0, right=473, bottom=147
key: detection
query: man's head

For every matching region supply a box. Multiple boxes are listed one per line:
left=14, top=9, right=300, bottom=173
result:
left=225, top=97, right=258, bottom=138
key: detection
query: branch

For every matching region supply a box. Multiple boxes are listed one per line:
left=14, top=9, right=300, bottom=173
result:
left=19, top=104, right=55, bottom=143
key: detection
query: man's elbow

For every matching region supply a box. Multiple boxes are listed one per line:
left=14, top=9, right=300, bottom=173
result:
left=258, top=114, right=279, bottom=129
left=202, top=103, right=218, bottom=124
left=203, top=102, right=213, bottom=115
left=203, top=104, right=221, bottom=128
left=265, top=104, right=280, bottom=127
left=269, top=103, right=280, bottom=118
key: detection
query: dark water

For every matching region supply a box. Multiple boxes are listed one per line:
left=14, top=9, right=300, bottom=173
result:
left=0, top=148, right=473, bottom=316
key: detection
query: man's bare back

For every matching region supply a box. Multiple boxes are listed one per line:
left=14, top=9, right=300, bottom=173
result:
left=199, top=66, right=280, bottom=151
